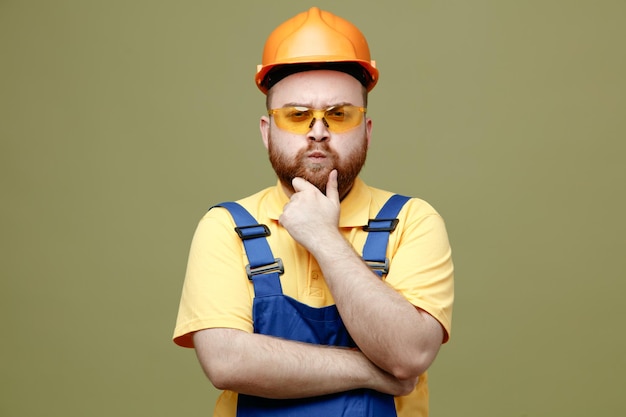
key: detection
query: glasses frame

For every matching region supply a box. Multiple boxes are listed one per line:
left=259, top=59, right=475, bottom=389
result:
left=268, top=105, right=367, bottom=134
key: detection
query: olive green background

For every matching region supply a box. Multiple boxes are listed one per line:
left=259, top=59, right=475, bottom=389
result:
left=1, top=1, right=624, bottom=416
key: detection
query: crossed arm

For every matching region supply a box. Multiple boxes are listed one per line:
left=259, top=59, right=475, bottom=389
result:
left=194, top=328, right=417, bottom=399
left=193, top=170, right=444, bottom=399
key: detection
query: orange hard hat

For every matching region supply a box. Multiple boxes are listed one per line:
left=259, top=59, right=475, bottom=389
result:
left=255, top=7, right=379, bottom=94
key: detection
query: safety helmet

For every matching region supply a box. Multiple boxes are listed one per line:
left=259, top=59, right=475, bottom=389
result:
left=255, top=7, right=379, bottom=94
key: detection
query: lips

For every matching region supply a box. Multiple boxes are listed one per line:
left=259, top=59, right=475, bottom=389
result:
left=307, top=150, right=327, bottom=159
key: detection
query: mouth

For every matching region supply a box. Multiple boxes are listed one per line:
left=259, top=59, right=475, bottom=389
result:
left=306, top=151, right=327, bottom=162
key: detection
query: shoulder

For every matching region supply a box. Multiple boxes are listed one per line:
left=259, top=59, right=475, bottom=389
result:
left=365, top=183, right=441, bottom=220
left=201, top=186, right=278, bottom=224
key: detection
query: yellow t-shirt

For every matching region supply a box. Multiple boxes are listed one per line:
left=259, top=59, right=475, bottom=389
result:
left=173, top=178, right=454, bottom=417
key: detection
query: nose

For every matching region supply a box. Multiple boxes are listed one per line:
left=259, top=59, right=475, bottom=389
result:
left=307, top=117, right=330, bottom=142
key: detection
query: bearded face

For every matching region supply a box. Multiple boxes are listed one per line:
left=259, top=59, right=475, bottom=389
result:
left=267, top=131, right=368, bottom=199
left=261, top=70, right=371, bottom=199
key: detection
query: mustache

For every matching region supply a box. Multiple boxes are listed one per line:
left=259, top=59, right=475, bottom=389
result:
left=307, top=142, right=330, bottom=151
left=304, top=142, right=334, bottom=157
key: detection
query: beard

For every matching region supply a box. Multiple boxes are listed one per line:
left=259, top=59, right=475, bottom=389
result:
left=267, top=133, right=368, bottom=199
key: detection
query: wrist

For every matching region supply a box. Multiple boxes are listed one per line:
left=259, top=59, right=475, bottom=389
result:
left=307, top=228, right=349, bottom=261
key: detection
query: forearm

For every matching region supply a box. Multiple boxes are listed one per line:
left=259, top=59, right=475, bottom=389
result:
left=278, top=173, right=444, bottom=381
left=310, top=233, right=443, bottom=380
left=193, top=328, right=413, bottom=399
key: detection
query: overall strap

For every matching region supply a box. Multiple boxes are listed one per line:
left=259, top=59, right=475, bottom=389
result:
left=362, top=194, right=411, bottom=277
left=211, top=202, right=283, bottom=296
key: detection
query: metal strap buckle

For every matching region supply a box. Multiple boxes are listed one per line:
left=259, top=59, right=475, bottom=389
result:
left=246, top=258, right=284, bottom=279
left=364, top=258, right=390, bottom=275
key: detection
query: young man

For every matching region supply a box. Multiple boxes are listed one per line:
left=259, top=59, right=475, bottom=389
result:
left=173, top=7, right=454, bottom=417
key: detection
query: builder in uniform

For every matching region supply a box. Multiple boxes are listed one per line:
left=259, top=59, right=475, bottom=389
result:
left=173, top=7, right=454, bottom=417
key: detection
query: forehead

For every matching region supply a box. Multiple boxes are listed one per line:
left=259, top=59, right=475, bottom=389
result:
left=269, top=70, right=365, bottom=108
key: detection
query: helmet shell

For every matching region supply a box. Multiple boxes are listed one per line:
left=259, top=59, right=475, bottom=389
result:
left=255, top=7, right=378, bottom=94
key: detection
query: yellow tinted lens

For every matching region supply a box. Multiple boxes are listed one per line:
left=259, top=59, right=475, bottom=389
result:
left=284, top=107, right=313, bottom=123
left=323, top=106, right=365, bottom=132
left=271, top=107, right=314, bottom=134
left=270, top=106, right=366, bottom=134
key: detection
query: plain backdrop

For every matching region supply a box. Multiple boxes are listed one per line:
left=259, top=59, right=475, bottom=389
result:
left=1, top=1, right=624, bottom=416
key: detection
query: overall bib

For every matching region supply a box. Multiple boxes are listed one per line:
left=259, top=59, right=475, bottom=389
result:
left=215, top=194, right=410, bottom=417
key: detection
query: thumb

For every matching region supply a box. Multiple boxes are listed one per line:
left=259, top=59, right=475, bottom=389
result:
left=326, top=170, right=340, bottom=204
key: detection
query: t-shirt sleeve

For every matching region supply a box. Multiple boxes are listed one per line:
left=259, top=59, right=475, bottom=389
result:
left=172, top=207, right=255, bottom=348
left=384, top=200, right=455, bottom=342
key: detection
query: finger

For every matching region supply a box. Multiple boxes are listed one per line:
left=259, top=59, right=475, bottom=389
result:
left=292, top=176, right=315, bottom=193
left=326, top=169, right=339, bottom=204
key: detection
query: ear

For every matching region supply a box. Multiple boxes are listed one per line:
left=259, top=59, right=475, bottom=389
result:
left=260, top=115, right=270, bottom=150
left=365, top=117, right=373, bottom=149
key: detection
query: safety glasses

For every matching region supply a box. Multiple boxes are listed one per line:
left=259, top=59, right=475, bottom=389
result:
left=268, top=105, right=366, bottom=134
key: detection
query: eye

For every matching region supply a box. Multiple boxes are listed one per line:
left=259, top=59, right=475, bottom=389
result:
left=287, top=107, right=312, bottom=121
left=325, top=106, right=346, bottom=120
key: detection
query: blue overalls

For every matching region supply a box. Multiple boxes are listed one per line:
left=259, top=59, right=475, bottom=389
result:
left=214, top=194, right=410, bottom=417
